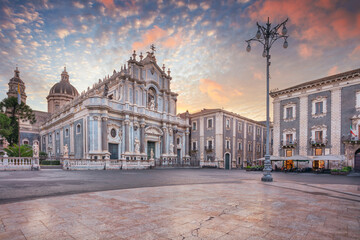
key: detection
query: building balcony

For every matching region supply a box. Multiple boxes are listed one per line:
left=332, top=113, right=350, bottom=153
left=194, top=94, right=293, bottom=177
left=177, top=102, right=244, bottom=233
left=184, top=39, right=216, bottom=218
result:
left=342, top=135, right=360, bottom=144
left=281, top=140, right=297, bottom=148
left=190, top=149, right=198, bottom=155
left=309, top=138, right=328, bottom=147
left=205, top=146, right=213, bottom=153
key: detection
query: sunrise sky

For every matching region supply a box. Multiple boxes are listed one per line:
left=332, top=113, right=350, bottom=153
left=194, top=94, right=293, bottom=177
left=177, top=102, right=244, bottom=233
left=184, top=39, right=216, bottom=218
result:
left=0, top=0, right=359, bottom=121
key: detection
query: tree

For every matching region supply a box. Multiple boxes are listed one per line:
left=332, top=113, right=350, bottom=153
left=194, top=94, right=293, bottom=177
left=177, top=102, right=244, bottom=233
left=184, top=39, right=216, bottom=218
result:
left=0, top=113, right=12, bottom=140
left=0, top=97, right=36, bottom=145
left=4, top=144, right=33, bottom=157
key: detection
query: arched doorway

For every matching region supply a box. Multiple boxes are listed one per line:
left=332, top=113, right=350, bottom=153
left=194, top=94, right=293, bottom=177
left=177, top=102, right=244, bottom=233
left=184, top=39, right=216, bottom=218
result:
left=225, top=153, right=230, bottom=170
left=355, top=148, right=360, bottom=171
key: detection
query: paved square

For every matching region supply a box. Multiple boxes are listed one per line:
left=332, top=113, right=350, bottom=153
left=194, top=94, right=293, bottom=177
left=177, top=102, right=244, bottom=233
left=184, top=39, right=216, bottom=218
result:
left=0, top=170, right=359, bottom=239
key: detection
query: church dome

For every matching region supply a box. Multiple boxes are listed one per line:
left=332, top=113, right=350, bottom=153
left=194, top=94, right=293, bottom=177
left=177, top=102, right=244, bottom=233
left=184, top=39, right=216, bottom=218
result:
left=48, top=67, right=79, bottom=97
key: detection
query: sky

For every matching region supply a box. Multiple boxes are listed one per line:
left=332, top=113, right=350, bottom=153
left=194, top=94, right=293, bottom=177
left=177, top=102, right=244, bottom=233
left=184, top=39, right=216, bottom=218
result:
left=0, top=0, right=359, bottom=121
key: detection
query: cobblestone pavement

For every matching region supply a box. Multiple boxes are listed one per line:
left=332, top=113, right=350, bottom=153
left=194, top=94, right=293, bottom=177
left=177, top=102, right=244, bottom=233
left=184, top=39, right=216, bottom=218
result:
left=1, top=169, right=359, bottom=204
left=0, top=179, right=359, bottom=240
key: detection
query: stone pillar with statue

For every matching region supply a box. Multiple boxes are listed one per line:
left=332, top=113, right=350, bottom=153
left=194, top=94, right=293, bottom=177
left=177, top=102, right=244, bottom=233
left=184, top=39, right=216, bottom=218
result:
left=32, top=141, right=40, bottom=169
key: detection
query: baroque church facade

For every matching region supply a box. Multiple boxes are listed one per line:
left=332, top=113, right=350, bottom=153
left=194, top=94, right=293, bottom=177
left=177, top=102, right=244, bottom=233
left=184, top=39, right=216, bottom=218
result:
left=39, top=50, right=191, bottom=167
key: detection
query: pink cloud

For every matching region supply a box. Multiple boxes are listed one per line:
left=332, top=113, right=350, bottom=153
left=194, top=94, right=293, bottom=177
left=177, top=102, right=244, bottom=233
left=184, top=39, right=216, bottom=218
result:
left=97, top=0, right=115, bottom=8
left=199, top=79, right=242, bottom=104
left=132, top=26, right=167, bottom=50
left=246, top=0, right=360, bottom=47
left=132, top=26, right=184, bottom=50
left=328, top=66, right=338, bottom=76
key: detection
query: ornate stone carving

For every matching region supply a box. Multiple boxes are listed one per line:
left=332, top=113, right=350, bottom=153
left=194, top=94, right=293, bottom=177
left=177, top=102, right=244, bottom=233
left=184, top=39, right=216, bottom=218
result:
left=169, top=143, right=174, bottom=154
left=150, top=148, right=154, bottom=160
left=32, top=142, right=39, bottom=158
left=63, top=144, right=69, bottom=158
left=134, top=138, right=140, bottom=154
left=145, top=126, right=163, bottom=136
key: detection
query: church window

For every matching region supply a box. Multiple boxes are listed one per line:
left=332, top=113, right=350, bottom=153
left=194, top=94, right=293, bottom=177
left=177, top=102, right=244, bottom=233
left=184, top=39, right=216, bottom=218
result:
left=23, top=140, right=29, bottom=145
left=177, top=138, right=180, bottom=145
left=43, top=136, right=46, bottom=144
left=110, top=128, right=116, bottom=138
left=76, top=124, right=81, bottom=134
left=65, top=128, right=69, bottom=137
left=56, top=132, right=59, bottom=140
left=129, top=87, right=133, bottom=103
left=135, top=90, right=138, bottom=104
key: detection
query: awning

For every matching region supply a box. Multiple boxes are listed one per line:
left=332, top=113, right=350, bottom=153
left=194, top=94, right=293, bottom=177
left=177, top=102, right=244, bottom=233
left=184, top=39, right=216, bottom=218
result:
left=257, top=156, right=286, bottom=161
left=285, top=155, right=312, bottom=161
left=312, top=155, right=346, bottom=161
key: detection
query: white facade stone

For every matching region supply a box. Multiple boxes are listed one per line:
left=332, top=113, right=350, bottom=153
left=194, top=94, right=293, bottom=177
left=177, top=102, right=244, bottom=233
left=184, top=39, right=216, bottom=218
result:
left=331, top=88, right=341, bottom=155
left=299, top=95, right=308, bottom=156
left=273, top=100, right=281, bottom=156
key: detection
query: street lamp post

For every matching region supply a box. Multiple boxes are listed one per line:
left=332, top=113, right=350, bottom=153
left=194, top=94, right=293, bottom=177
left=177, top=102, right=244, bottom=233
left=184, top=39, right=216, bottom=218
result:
left=246, top=17, right=289, bottom=182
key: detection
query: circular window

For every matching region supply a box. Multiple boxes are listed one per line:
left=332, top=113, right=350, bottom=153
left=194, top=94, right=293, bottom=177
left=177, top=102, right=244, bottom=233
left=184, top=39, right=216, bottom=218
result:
left=111, top=128, right=116, bottom=138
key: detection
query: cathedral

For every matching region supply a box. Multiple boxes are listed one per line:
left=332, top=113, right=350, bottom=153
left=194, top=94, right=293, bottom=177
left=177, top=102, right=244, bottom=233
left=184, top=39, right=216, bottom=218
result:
left=3, top=49, right=191, bottom=168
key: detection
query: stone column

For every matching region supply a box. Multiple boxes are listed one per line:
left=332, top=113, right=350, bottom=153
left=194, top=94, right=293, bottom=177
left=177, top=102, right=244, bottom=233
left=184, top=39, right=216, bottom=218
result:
left=140, top=122, right=146, bottom=153
left=331, top=88, right=341, bottom=155
left=60, top=127, right=63, bottom=156
left=125, top=119, right=130, bottom=153
left=70, top=123, right=74, bottom=155
left=162, top=126, right=167, bottom=154
left=299, top=95, right=308, bottom=156
left=102, top=117, right=108, bottom=151
left=273, top=99, right=281, bottom=156
left=185, top=128, right=190, bottom=156
left=173, top=128, right=177, bottom=156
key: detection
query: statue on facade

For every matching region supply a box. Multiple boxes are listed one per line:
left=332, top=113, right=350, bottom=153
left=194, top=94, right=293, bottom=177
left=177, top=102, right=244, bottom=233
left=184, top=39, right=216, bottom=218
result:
left=169, top=143, right=174, bottom=155
left=32, top=142, right=39, bottom=158
left=200, top=152, right=204, bottom=161
left=150, top=148, right=154, bottom=160
left=103, top=83, right=109, bottom=97
left=134, top=138, right=140, bottom=154
left=63, top=144, right=69, bottom=158
left=147, top=88, right=156, bottom=110
left=149, top=98, right=155, bottom=110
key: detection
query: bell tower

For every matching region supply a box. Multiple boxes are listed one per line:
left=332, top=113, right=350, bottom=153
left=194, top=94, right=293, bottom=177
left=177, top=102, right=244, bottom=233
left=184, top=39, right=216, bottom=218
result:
left=7, top=67, right=27, bottom=104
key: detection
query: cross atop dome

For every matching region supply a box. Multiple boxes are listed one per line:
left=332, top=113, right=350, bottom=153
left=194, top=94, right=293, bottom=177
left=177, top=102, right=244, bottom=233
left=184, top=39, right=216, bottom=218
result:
left=61, top=66, right=69, bottom=82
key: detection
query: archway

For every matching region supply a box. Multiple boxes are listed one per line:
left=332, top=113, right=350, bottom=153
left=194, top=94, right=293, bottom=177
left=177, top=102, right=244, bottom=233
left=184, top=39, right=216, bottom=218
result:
left=225, top=153, right=230, bottom=170
left=355, top=148, right=360, bottom=171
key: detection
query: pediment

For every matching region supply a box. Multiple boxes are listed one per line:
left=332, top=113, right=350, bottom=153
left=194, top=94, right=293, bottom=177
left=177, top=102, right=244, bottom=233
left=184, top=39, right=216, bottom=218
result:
left=145, top=126, right=163, bottom=136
